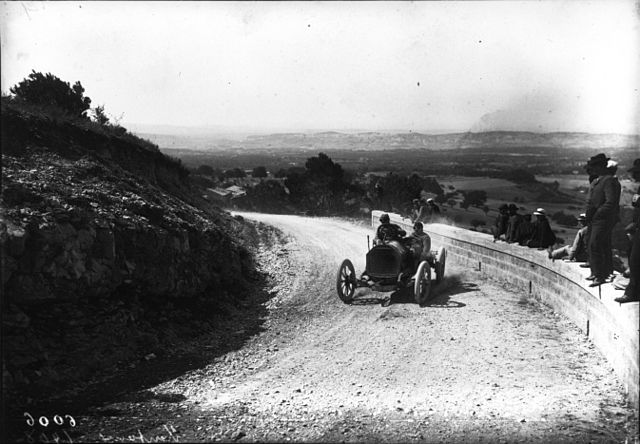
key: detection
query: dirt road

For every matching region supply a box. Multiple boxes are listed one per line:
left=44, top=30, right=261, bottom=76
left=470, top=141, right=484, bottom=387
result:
left=72, top=213, right=635, bottom=443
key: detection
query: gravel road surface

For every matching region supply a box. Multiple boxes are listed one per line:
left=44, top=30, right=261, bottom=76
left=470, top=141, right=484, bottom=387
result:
left=69, top=213, right=636, bottom=443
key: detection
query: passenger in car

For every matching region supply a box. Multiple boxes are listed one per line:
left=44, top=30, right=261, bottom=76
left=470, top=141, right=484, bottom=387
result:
left=408, top=221, right=432, bottom=269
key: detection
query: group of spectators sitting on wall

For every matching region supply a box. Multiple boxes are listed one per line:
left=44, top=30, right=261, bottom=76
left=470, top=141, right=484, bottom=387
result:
left=491, top=203, right=556, bottom=249
left=491, top=154, right=639, bottom=303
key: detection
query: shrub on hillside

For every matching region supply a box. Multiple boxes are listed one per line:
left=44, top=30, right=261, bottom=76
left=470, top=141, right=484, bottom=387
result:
left=10, top=70, right=91, bottom=118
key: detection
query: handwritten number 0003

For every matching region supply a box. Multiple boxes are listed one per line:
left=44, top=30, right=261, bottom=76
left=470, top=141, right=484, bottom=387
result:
left=24, top=412, right=76, bottom=427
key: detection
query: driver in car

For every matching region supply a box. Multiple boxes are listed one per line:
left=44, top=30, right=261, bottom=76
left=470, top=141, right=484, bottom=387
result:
left=374, top=213, right=406, bottom=245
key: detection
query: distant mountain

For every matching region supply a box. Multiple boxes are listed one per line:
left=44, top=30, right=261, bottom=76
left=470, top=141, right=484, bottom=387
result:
left=135, top=128, right=639, bottom=152
left=237, top=131, right=639, bottom=152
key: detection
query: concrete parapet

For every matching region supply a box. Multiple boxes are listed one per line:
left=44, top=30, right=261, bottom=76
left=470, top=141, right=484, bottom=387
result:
left=372, top=210, right=639, bottom=408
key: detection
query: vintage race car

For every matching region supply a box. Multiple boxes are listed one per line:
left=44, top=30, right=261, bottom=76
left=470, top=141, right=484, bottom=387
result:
left=336, top=236, right=446, bottom=306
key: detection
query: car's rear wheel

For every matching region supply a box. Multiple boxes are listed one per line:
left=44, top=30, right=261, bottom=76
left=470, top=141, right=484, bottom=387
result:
left=435, top=247, right=446, bottom=285
left=336, top=259, right=356, bottom=304
left=414, top=260, right=431, bottom=306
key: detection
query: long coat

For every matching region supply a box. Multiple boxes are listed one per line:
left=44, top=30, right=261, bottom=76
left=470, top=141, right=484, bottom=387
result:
left=586, top=175, right=621, bottom=224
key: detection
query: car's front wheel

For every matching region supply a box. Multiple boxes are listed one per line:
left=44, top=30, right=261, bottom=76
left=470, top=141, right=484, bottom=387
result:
left=414, top=260, right=431, bottom=306
left=336, top=259, right=356, bottom=304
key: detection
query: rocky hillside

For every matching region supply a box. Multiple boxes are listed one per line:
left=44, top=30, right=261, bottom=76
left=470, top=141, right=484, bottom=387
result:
left=1, top=99, right=261, bottom=403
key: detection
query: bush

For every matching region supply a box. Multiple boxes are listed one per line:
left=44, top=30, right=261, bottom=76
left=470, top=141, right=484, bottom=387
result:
left=10, top=70, right=91, bottom=118
left=252, top=166, right=268, bottom=178
left=460, top=189, right=487, bottom=208
left=196, top=165, right=215, bottom=176
left=224, top=168, right=246, bottom=178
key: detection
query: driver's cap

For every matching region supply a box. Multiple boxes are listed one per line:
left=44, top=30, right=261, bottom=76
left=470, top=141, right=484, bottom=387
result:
left=380, top=213, right=390, bottom=223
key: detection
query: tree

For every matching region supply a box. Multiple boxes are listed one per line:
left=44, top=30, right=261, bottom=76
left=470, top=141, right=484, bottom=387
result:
left=224, top=168, right=246, bottom=178
left=461, top=189, right=487, bottom=208
left=252, top=166, right=268, bottom=178
left=10, top=70, right=91, bottom=118
left=305, top=152, right=343, bottom=180
left=435, top=193, right=447, bottom=205
left=196, top=165, right=215, bottom=176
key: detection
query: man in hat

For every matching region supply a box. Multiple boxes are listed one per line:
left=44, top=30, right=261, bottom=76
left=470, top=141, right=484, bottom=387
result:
left=408, top=221, right=433, bottom=270
left=505, top=203, right=522, bottom=243
left=615, top=159, right=640, bottom=302
left=527, top=208, right=556, bottom=249
left=426, top=198, right=440, bottom=217
left=411, top=198, right=429, bottom=223
left=492, top=204, right=510, bottom=242
left=374, top=213, right=406, bottom=245
left=548, top=214, right=589, bottom=262
left=584, top=153, right=621, bottom=287
left=515, top=213, right=535, bottom=245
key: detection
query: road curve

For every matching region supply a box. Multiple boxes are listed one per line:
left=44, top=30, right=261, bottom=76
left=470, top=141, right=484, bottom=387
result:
left=82, top=213, right=636, bottom=442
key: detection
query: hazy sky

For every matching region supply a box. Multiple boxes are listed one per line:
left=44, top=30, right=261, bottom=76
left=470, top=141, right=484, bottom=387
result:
left=1, top=1, right=639, bottom=134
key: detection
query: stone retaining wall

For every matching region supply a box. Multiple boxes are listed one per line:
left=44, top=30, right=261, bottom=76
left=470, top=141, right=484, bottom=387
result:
left=372, top=211, right=639, bottom=408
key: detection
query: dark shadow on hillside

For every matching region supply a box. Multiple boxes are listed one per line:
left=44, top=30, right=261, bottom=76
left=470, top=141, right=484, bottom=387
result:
left=2, top=266, right=275, bottom=442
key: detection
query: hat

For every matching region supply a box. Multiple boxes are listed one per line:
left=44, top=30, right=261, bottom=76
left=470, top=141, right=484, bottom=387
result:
left=426, top=198, right=434, bottom=203
left=577, top=213, right=586, bottom=221
left=412, top=198, right=419, bottom=204
left=607, top=160, right=618, bottom=169
left=380, top=213, right=390, bottom=223
left=585, top=153, right=609, bottom=168
left=533, top=208, right=546, bottom=216
left=628, top=158, right=640, bottom=173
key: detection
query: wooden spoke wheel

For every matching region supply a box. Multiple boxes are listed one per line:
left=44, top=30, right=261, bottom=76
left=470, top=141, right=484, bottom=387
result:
left=336, top=259, right=356, bottom=304
left=414, top=260, right=432, bottom=306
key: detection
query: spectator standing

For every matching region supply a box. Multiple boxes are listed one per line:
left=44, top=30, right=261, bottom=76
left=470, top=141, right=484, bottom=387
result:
left=505, top=203, right=522, bottom=243
left=425, top=198, right=440, bottom=221
left=413, top=198, right=429, bottom=223
left=410, top=199, right=420, bottom=221
left=578, top=168, right=601, bottom=270
left=492, top=204, right=510, bottom=242
left=548, top=214, right=589, bottom=262
left=615, top=159, right=640, bottom=302
left=584, top=153, right=621, bottom=287
left=527, top=208, right=556, bottom=249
